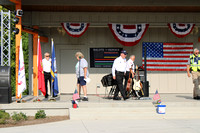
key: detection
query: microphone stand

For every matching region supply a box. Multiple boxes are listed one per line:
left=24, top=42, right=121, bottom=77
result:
left=78, top=56, right=81, bottom=102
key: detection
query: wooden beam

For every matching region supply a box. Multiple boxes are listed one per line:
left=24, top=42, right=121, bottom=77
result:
left=22, top=28, right=48, bottom=43
left=40, top=36, right=48, bottom=43
left=9, top=0, right=21, bottom=4
left=33, top=34, right=38, bottom=96
left=12, top=0, right=21, bottom=99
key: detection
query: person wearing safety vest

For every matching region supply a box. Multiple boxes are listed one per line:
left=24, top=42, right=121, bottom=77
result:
left=187, top=48, right=200, bottom=100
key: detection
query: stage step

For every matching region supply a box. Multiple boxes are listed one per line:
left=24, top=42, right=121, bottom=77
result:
left=70, top=101, right=200, bottom=120
left=0, top=102, right=70, bottom=116
left=0, top=94, right=200, bottom=120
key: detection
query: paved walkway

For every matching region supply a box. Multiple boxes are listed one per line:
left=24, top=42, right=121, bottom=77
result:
left=1, top=93, right=200, bottom=132
left=1, top=119, right=200, bottom=133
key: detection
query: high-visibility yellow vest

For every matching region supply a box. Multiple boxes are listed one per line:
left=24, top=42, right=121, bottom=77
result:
left=190, top=54, right=200, bottom=72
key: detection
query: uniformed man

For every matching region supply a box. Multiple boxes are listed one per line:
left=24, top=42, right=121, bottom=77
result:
left=112, top=50, right=128, bottom=100
left=187, top=48, right=200, bottom=100
left=42, top=52, right=51, bottom=98
left=124, top=55, right=135, bottom=95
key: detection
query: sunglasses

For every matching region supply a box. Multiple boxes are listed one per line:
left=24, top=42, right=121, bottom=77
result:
left=46, top=56, right=50, bottom=57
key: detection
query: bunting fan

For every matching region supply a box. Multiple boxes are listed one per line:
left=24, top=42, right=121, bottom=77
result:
left=168, top=23, right=195, bottom=38
left=61, top=23, right=89, bottom=37
left=108, top=23, right=149, bottom=46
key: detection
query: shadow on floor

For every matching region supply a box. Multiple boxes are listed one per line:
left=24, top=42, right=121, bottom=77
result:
left=176, top=95, right=193, bottom=99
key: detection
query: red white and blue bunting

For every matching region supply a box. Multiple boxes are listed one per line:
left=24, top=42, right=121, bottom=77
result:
left=61, top=23, right=90, bottom=37
left=168, top=23, right=195, bottom=38
left=108, top=23, right=149, bottom=46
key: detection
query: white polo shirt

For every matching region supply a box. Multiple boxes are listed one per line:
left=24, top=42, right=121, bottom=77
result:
left=42, top=58, right=51, bottom=73
left=112, top=56, right=126, bottom=76
left=126, top=59, right=135, bottom=72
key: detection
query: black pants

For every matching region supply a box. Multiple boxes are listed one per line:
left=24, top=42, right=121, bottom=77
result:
left=44, top=72, right=51, bottom=97
left=114, top=72, right=127, bottom=99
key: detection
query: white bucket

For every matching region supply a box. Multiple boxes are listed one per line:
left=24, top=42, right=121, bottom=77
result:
left=157, top=105, right=166, bottom=114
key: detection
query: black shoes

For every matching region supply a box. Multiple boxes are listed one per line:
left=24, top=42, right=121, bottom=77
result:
left=113, top=96, right=129, bottom=100
left=124, top=97, right=129, bottom=101
left=194, top=96, right=200, bottom=100
left=113, top=97, right=121, bottom=100
left=82, top=97, right=89, bottom=101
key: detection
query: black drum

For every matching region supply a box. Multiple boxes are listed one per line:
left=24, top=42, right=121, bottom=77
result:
left=101, top=73, right=117, bottom=87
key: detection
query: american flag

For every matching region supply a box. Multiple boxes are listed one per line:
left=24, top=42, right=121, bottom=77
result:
left=142, top=42, right=193, bottom=71
left=153, top=90, right=160, bottom=101
left=72, top=89, right=80, bottom=100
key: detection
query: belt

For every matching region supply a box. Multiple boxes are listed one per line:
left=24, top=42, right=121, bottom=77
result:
left=116, top=71, right=124, bottom=74
left=44, top=71, right=51, bottom=74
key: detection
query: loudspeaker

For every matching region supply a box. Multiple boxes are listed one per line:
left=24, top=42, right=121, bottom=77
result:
left=0, top=66, right=11, bottom=87
left=0, top=87, right=12, bottom=103
left=0, top=66, right=11, bottom=103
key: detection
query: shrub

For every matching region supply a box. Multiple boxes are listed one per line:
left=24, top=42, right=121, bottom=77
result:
left=0, top=110, right=10, bottom=124
left=0, top=110, right=10, bottom=119
left=12, top=112, right=27, bottom=122
left=35, top=110, right=46, bottom=119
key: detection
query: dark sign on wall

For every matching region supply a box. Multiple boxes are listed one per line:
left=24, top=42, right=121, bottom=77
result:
left=90, top=48, right=122, bottom=68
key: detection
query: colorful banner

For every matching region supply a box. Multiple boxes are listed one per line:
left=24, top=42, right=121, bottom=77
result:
left=61, top=23, right=89, bottom=37
left=51, top=39, right=59, bottom=96
left=17, top=38, right=26, bottom=97
left=37, top=37, right=46, bottom=96
left=108, top=23, right=149, bottom=46
left=142, top=42, right=193, bottom=71
left=168, top=23, right=195, bottom=38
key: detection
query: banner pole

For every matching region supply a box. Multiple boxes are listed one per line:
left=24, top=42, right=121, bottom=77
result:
left=50, top=38, right=55, bottom=101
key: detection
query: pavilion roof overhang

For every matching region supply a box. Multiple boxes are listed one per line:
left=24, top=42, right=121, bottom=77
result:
left=1, top=0, right=200, bottom=12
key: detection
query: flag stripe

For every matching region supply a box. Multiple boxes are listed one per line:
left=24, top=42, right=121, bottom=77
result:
left=147, top=68, right=186, bottom=71
left=143, top=60, right=188, bottom=62
left=145, top=64, right=186, bottom=67
left=163, top=56, right=189, bottom=58
left=163, top=51, right=192, bottom=54
left=163, top=47, right=193, bottom=50
left=142, top=58, right=189, bottom=60
left=163, top=45, right=192, bottom=47
left=143, top=62, right=187, bottom=65
left=163, top=43, right=193, bottom=45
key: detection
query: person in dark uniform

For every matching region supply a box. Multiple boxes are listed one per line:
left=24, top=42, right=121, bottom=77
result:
left=112, top=50, right=128, bottom=100
left=42, top=52, right=51, bottom=98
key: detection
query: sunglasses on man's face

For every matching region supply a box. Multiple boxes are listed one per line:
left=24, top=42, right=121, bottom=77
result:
left=46, top=56, right=50, bottom=57
left=195, top=52, right=199, bottom=54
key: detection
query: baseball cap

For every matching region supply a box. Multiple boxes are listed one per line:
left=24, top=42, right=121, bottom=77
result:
left=120, top=50, right=128, bottom=55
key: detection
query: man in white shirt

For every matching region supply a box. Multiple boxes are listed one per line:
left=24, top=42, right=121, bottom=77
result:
left=42, top=52, right=51, bottom=98
left=124, top=55, right=135, bottom=96
left=112, top=50, right=128, bottom=100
